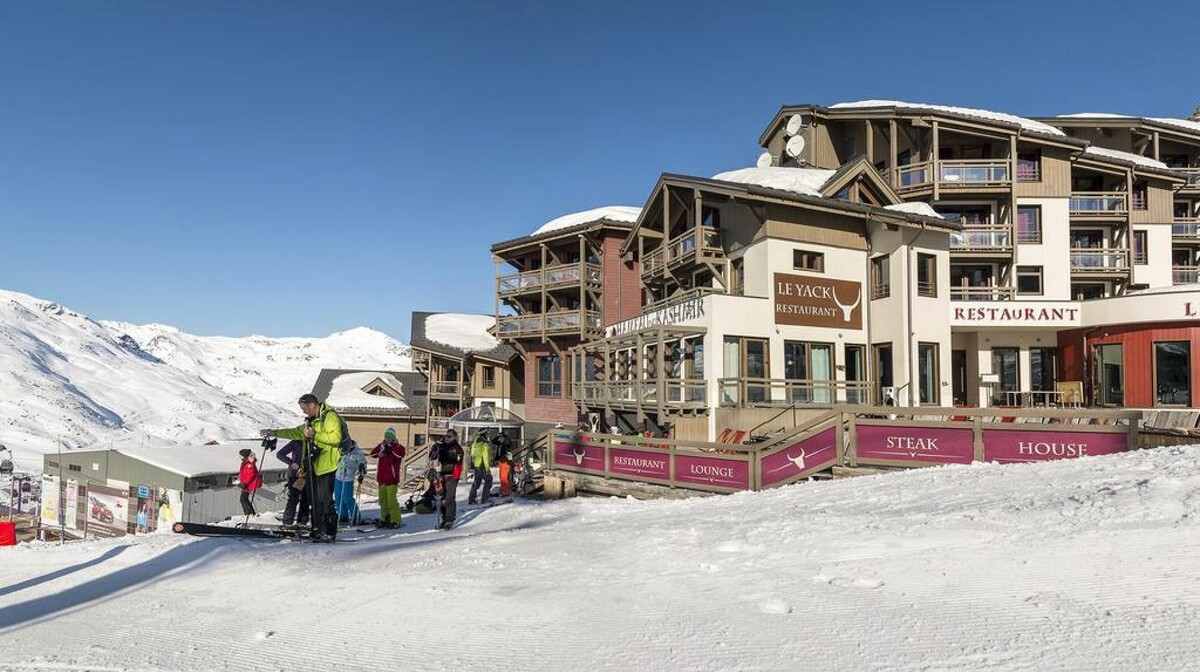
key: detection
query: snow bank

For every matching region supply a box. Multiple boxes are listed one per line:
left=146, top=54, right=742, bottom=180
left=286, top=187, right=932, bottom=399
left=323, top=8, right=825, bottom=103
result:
left=532, top=206, right=641, bottom=236
left=424, top=313, right=500, bottom=352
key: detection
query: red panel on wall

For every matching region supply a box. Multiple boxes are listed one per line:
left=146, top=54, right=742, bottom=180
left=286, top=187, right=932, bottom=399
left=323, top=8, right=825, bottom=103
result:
left=1058, top=322, right=1200, bottom=407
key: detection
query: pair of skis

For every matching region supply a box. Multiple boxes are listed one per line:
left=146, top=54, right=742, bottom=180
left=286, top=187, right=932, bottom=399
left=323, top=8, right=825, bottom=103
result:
left=171, top=521, right=380, bottom=542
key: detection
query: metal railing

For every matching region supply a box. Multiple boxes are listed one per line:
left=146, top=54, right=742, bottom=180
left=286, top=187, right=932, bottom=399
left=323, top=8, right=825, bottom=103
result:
left=1178, top=168, right=1200, bottom=189
left=717, top=378, right=873, bottom=407
left=496, top=309, right=602, bottom=336
left=1070, top=192, right=1127, bottom=215
left=1069, top=248, right=1129, bottom=272
left=870, top=281, right=890, bottom=300
left=1172, top=217, right=1200, bottom=240
left=572, top=379, right=708, bottom=408
left=1174, top=266, right=1200, bottom=284
left=939, top=159, right=1010, bottom=186
left=497, top=262, right=601, bottom=296
left=950, top=227, right=1013, bottom=252
left=950, top=286, right=1017, bottom=301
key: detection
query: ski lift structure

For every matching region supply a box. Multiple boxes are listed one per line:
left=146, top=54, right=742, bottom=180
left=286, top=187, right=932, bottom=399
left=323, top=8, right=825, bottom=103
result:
left=446, top=405, right=526, bottom=445
left=0, top=444, right=13, bottom=476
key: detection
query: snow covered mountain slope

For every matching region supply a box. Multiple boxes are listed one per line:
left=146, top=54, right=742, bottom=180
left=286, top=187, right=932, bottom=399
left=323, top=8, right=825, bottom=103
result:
left=0, top=289, right=410, bottom=472
left=102, top=322, right=411, bottom=410
left=2, top=445, right=1199, bottom=670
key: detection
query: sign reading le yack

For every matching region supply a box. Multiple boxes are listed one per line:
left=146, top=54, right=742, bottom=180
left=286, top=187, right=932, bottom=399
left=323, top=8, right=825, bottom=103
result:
left=774, top=272, right=863, bottom=329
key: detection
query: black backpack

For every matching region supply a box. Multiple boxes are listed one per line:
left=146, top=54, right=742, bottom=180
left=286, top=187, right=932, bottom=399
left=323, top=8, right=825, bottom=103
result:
left=323, top=408, right=357, bottom=455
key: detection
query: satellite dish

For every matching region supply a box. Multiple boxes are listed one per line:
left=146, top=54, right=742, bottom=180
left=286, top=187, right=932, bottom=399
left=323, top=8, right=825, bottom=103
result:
left=756, top=151, right=773, bottom=168
left=785, top=114, right=805, bottom=136
left=785, top=135, right=806, bottom=159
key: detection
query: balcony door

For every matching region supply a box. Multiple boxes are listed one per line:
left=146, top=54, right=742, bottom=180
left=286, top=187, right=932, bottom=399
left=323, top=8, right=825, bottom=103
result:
left=784, top=341, right=834, bottom=404
left=846, top=345, right=867, bottom=405
left=1092, top=343, right=1124, bottom=406
left=951, top=349, right=967, bottom=405
left=1070, top=230, right=1104, bottom=268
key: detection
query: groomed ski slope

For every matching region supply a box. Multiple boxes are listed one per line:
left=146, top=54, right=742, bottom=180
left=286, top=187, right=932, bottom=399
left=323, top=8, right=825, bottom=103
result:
left=3, top=445, right=1200, bottom=671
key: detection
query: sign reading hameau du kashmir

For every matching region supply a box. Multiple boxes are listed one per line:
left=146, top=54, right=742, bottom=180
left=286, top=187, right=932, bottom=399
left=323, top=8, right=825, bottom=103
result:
left=774, top=272, right=863, bottom=330
left=606, top=297, right=706, bottom=337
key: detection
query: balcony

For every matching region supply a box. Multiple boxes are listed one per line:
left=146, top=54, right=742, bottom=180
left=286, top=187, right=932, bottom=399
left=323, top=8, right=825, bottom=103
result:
left=411, top=350, right=430, bottom=373
left=642, top=286, right=719, bottom=314
left=642, top=227, right=723, bottom=278
left=497, top=262, right=601, bottom=297
left=1069, top=248, right=1130, bottom=274
left=1174, top=266, right=1200, bottom=285
left=717, top=378, right=873, bottom=407
left=573, top=379, right=708, bottom=411
left=1070, top=192, right=1127, bottom=218
left=1177, top=168, right=1200, bottom=191
left=427, top=416, right=451, bottom=432
left=1173, top=217, right=1200, bottom=244
left=950, top=227, right=1014, bottom=255
left=496, top=309, right=602, bottom=338
left=429, top=381, right=461, bottom=398
left=898, top=160, right=1011, bottom=192
left=950, top=286, right=1017, bottom=301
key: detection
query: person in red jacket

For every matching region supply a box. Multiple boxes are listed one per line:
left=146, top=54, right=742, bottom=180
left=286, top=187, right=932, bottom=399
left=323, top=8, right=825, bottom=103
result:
left=237, top=448, right=263, bottom=516
left=369, top=427, right=406, bottom=528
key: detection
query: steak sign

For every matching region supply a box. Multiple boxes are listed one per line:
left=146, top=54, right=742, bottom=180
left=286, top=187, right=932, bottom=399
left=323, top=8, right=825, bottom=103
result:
left=774, top=272, right=863, bottom=329
left=552, top=436, right=605, bottom=474
left=760, top=427, right=838, bottom=488
left=856, top=424, right=975, bottom=465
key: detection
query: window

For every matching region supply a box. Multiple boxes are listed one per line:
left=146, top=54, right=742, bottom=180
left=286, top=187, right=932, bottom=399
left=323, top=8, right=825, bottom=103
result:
left=918, top=343, right=939, bottom=405
left=730, top=258, right=744, bottom=296
left=991, top=347, right=1020, bottom=406
left=1155, top=341, right=1191, bottom=406
left=874, top=344, right=894, bottom=404
left=414, top=434, right=426, bottom=447
left=917, top=253, right=937, bottom=298
left=871, top=256, right=890, bottom=299
left=793, top=249, right=825, bottom=272
left=1132, top=182, right=1148, bottom=211
left=536, top=356, right=562, bottom=397
left=934, top=204, right=992, bottom=226
left=783, top=341, right=835, bottom=404
left=1133, top=231, right=1148, bottom=265
left=68, top=464, right=82, bottom=472
left=1017, top=152, right=1041, bottom=181
left=1030, top=348, right=1058, bottom=395
left=1016, top=266, right=1043, bottom=295
left=1016, top=206, right=1041, bottom=244
left=482, top=365, right=496, bottom=389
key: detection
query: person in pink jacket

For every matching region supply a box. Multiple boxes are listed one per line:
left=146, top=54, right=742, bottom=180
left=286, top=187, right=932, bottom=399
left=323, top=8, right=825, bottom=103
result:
left=369, top=428, right=406, bottom=528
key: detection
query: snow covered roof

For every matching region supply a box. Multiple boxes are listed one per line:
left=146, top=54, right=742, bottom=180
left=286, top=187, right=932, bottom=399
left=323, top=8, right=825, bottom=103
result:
left=1083, top=146, right=1169, bottom=170
left=409, top=312, right=516, bottom=363
left=1125, top=283, right=1200, bottom=296
left=1149, top=117, right=1200, bottom=136
left=531, top=206, right=641, bottom=236
left=325, top=371, right=409, bottom=411
left=74, top=443, right=286, bottom=479
left=1056, top=113, right=1200, bottom=136
left=710, top=167, right=837, bottom=197
left=883, top=202, right=944, bottom=218
left=831, top=100, right=1066, bottom=137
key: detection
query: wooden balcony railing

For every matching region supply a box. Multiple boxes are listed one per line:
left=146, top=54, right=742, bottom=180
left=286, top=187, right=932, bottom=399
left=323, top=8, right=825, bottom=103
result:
left=573, top=379, right=708, bottom=409
left=950, top=286, right=1017, bottom=301
left=1069, top=248, right=1129, bottom=272
left=898, top=159, right=1011, bottom=190
left=1177, top=168, right=1200, bottom=189
left=496, top=309, right=602, bottom=337
left=429, top=381, right=461, bottom=397
left=1174, top=266, right=1200, bottom=285
left=717, top=378, right=874, bottom=407
left=1070, top=192, right=1127, bottom=216
left=642, top=286, right=718, bottom=313
left=643, top=227, right=723, bottom=277
left=497, top=262, right=601, bottom=296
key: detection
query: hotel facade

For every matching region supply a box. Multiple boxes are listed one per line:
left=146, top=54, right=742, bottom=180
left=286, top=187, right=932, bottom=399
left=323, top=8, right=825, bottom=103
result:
left=493, top=101, right=1200, bottom=441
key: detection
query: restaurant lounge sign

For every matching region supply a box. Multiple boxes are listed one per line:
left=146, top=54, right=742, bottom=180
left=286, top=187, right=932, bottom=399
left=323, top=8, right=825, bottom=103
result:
left=774, top=273, right=863, bottom=329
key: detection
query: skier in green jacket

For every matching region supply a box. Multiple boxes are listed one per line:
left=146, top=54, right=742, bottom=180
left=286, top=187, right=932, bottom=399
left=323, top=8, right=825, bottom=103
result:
left=467, top=430, right=493, bottom=505
left=261, top=394, right=343, bottom=541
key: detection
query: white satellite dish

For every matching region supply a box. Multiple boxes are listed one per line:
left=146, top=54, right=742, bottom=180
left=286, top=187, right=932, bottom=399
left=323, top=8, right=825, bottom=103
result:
left=785, top=135, right=806, bottom=159
left=785, top=114, right=805, bottom=136
left=756, top=151, right=773, bottom=168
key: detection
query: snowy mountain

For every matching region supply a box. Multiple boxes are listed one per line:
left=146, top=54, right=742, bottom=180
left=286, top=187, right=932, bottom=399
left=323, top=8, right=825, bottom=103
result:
left=3, top=445, right=1199, bottom=669
left=0, top=289, right=411, bottom=472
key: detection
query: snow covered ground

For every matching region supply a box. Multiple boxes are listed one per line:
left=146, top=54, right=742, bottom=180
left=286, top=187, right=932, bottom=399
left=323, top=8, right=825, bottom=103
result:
left=3, top=445, right=1200, bottom=671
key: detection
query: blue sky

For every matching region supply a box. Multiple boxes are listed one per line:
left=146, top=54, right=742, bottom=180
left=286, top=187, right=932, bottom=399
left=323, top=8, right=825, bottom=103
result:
left=1, top=1, right=1196, bottom=341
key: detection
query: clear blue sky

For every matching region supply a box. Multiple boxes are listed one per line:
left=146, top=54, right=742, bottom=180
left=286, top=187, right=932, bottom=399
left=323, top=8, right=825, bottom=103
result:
left=2, top=1, right=1196, bottom=341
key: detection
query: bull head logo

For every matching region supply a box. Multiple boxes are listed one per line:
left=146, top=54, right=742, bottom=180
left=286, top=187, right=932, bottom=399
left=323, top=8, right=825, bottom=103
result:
left=831, top=286, right=861, bottom=322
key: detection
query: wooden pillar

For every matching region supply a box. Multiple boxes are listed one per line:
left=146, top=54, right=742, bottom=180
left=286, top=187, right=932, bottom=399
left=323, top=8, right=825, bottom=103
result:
left=931, top=120, right=940, bottom=201
left=889, top=120, right=898, bottom=187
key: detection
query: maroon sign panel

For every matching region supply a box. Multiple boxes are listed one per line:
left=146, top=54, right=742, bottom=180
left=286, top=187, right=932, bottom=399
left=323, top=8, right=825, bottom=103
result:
left=760, top=427, right=838, bottom=488
left=983, top=428, right=1128, bottom=464
left=856, top=424, right=975, bottom=465
left=609, top=448, right=670, bottom=481
left=552, top=438, right=606, bottom=474
left=674, top=454, right=750, bottom=490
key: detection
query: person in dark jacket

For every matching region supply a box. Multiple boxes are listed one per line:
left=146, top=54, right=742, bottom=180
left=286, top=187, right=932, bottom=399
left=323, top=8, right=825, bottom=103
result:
left=370, top=427, right=406, bottom=528
left=275, top=439, right=309, bottom=527
left=237, top=448, right=262, bottom=516
left=436, top=429, right=464, bottom=530
left=492, top=430, right=514, bottom=498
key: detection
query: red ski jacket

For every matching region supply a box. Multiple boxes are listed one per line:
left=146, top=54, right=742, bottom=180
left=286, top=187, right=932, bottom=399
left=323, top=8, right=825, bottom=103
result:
left=239, top=460, right=262, bottom=492
left=370, top=440, right=407, bottom=486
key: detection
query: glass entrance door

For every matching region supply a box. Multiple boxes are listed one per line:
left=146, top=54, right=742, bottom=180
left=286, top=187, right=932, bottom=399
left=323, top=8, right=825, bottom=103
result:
left=846, top=345, right=867, bottom=404
left=1093, top=343, right=1124, bottom=406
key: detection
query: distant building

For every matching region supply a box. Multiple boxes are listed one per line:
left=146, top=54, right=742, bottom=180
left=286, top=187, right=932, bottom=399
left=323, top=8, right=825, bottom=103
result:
left=310, top=368, right=428, bottom=449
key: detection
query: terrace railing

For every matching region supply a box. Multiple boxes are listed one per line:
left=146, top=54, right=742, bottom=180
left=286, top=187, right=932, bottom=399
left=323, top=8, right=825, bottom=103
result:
left=1069, top=248, right=1130, bottom=272
left=717, top=378, right=873, bottom=407
left=497, top=262, right=601, bottom=296
left=950, top=286, right=1017, bottom=301
left=1070, top=192, right=1128, bottom=216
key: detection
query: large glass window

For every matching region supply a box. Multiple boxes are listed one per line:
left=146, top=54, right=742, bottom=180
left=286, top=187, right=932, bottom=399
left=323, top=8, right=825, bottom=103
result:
left=1030, top=348, right=1057, bottom=404
left=1133, top=231, right=1148, bottom=265
left=1093, top=344, right=1124, bottom=406
left=845, top=345, right=867, bottom=405
left=537, top=356, right=562, bottom=397
left=1016, top=266, right=1043, bottom=295
left=917, top=253, right=937, bottom=298
left=992, top=347, right=1020, bottom=406
left=784, top=341, right=834, bottom=404
left=1155, top=341, right=1191, bottom=406
left=1017, top=206, right=1041, bottom=244
left=918, top=342, right=939, bottom=405
left=871, top=256, right=890, bottom=299
left=874, top=344, right=894, bottom=404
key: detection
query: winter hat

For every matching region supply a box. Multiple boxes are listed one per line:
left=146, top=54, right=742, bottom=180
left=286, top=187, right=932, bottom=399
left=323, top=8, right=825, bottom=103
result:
left=385, top=427, right=396, bottom=439
left=238, top=448, right=252, bottom=458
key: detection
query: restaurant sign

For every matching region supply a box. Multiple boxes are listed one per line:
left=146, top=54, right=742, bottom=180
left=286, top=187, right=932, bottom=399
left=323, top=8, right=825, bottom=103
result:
left=774, top=273, right=863, bottom=329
